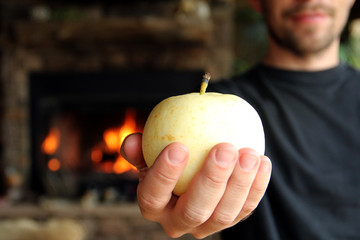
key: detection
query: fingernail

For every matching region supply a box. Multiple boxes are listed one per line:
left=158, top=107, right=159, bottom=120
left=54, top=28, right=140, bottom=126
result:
left=120, top=133, right=136, bottom=159
left=239, top=154, right=258, bottom=171
left=259, top=157, right=271, bottom=173
left=168, top=146, right=187, bottom=164
left=120, top=139, right=127, bottom=159
left=215, top=148, right=237, bottom=168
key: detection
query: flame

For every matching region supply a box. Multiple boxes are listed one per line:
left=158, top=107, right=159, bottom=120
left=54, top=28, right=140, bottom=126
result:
left=101, top=109, right=141, bottom=174
left=113, top=155, right=137, bottom=174
left=103, top=129, right=119, bottom=153
left=41, top=127, right=60, bottom=155
left=103, top=109, right=138, bottom=153
left=42, top=109, right=141, bottom=175
left=48, top=158, right=61, bottom=171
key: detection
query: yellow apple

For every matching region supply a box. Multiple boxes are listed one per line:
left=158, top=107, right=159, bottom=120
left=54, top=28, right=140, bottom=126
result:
left=142, top=74, right=265, bottom=196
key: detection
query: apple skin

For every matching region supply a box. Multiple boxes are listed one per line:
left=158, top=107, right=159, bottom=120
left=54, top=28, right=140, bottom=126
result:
left=142, top=92, right=265, bottom=196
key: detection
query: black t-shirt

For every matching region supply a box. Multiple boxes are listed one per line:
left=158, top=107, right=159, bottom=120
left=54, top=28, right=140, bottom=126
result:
left=208, top=63, right=360, bottom=240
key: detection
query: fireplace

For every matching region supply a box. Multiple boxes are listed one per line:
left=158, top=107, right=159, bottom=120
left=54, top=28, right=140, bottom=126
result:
left=28, top=70, right=203, bottom=200
left=0, top=1, right=233, bottom=239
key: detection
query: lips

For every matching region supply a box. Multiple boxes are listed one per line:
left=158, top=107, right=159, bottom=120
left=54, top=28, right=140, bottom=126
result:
left=283, top=4, right=334, bottom=25
left=291, top=11, right=328, bottom=24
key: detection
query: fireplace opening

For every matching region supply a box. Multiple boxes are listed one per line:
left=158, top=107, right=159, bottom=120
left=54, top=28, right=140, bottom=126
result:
left=29, top=70, right=203, bottom=201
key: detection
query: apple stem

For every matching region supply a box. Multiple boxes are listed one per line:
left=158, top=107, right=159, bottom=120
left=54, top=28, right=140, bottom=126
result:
left=200, top=72, right=211, bottom=95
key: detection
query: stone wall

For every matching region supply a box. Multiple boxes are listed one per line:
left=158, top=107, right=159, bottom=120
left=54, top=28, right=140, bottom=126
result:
left=0, top=202, right=220, bottom=240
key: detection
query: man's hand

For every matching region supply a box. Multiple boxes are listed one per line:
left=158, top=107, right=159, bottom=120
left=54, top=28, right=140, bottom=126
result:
left=121, top=133, right=272, bottom=239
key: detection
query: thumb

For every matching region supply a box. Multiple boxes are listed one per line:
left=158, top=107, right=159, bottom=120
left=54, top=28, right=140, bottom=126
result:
left=120, top=133, right=147, bottom=170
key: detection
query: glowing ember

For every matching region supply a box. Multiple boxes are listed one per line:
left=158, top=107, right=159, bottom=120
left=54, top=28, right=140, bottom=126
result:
left=41, top=127, right=60, bottom=155
left=48, top=158, right=61, bottom=172
left=91, top=148, right=103, bottom=163
left=102, top=162, right=114, bottom=174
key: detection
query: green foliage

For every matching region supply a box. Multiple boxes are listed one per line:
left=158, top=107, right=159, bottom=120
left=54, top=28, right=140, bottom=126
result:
left=51, top=7, right=84, bottom=21
left=232, top=5, right=267, bottom=75
left=340, top=39, right=360, bottom=69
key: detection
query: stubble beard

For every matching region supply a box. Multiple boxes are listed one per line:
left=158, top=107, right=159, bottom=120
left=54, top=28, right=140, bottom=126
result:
left=267, top=23, right=336, bottom=57
left=264, top=3, right=340, bottom=57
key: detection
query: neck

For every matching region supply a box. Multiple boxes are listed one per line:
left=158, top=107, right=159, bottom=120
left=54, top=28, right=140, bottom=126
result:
left=262, top=38, right=340, bottom=71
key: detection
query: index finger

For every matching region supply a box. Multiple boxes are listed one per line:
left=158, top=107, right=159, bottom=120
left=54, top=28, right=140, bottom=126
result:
left=167, top=143, right=239, bottom=237
left=137, top=143, right=189, bottom=221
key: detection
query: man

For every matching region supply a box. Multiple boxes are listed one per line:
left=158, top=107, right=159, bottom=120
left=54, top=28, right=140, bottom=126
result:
left=121, top=0, right=360, bottom=239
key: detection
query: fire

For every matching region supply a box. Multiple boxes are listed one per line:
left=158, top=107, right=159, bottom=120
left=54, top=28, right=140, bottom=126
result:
left=41, top=127, right=60, bottom=155
left=93, top=109, right=141, bottom=174
left=102, top=162, right=114, bottom=174
left=42, top=109, right=141, bottom=175
left=91, top=148, right=103, bottom=163
left=103, top=109, right=138, bottom=153
left=48, top=158, right=61, bottom=172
